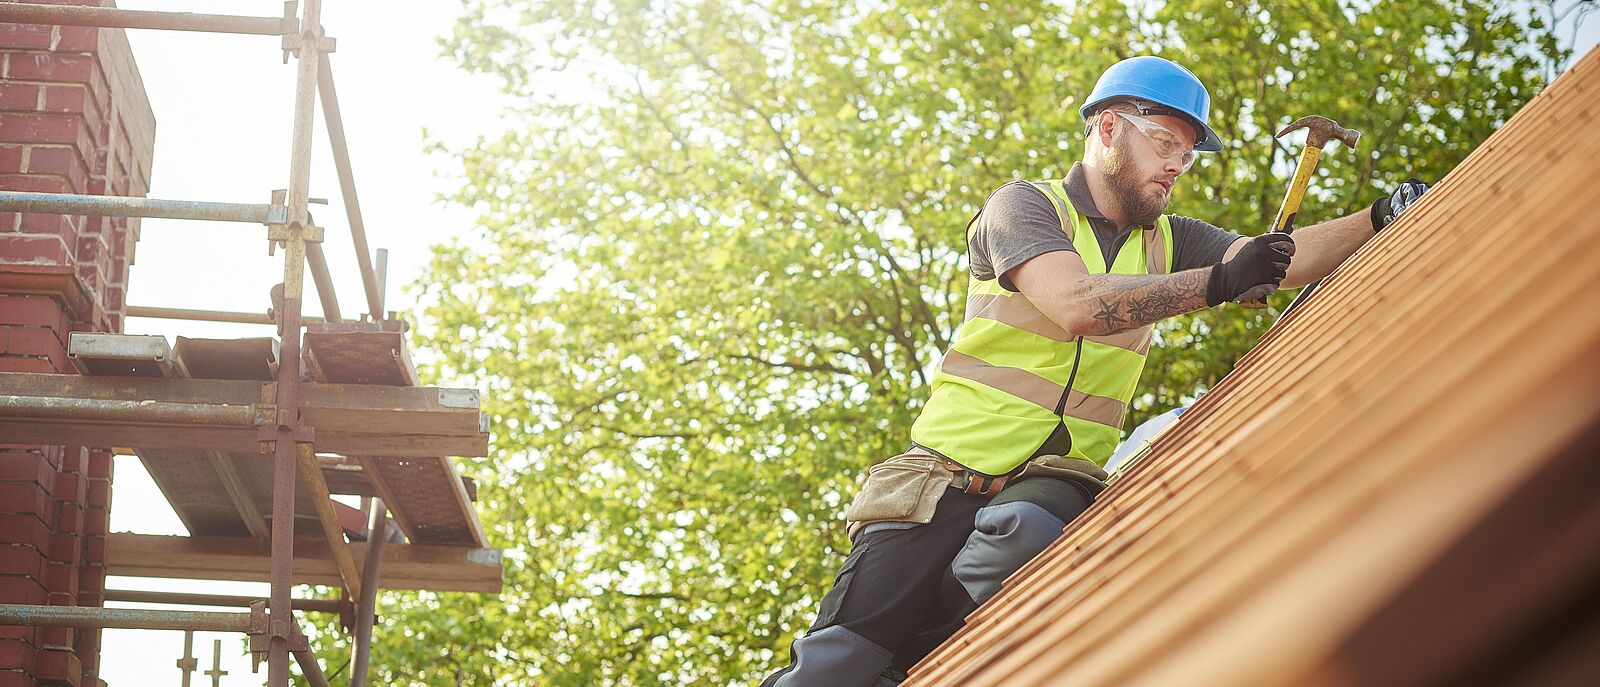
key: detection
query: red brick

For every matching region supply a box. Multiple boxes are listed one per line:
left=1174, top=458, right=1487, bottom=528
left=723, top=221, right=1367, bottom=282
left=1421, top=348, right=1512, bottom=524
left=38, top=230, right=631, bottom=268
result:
left=0, top=113, right=91, bottom=162
left=24, top=146, right=88, bottom=191
left=0, top=234, right=70, bottom=266
left=43, top=592, right=73, bottom=608
left=0, top=545, right=44, bottom=579
left=0, top=24, right=55, bottom=51
left=50, top=472, right=80, bottom=505
left=55, top=448, right=83, bottom=477
left=0, top=638, right=35, bottom=671
left=41, top=86, right=100, bottom=141
left=3, top=51, right=94, bottom=85
left=0, top=213, right=16, bottom=231
left=80, top=508, right=104, bottom=537
left=83, top=453, right=109, bottom=481
left=73, top=566, right=100, bottom=595
left=0, top=174, right=71, bottom=194
left=0, top=326, right=67, bottom=369
left=0, top=513, right=50, bottom=551
left=82, top=480, right=107, bottom=509
left=53, top=504, right=79, bottom=534
left=0, top=484, right=50, bottom=522
left=42, top=561, right=76, bottom=594
left=0, top=356, right=57, bottom=373
left=0, top=147, right=19, bottom=174
left=0, top=452, right=52, bottom=487
left=53, top=27, right=99, bottom=54
left=0, top=574, right=47, bottom=605
left=34, top=647, right=80, bottom=687
left=46, top=534, right=78, bottom=565
left=8, top=215, right=78, bottom=252
left=0, top=83, right=39, bottom=112
left=35, top=627, right=70, bottom=650
left=0, top=672, right=37, bottom=687
left=0, top=296, right=69, bottom=334
left=77, top=536, right=102, bottom=566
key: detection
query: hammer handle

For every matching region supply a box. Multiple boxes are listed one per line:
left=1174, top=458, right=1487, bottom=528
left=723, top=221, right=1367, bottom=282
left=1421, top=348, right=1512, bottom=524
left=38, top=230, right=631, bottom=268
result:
left=1241, top=145, right=1323, bottom=309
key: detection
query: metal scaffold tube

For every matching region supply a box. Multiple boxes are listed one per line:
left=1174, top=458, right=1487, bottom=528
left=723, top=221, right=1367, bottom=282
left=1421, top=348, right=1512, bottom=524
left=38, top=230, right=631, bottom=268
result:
left=0, top=603, right=257, bottom=633
left=0, top=2, right=295, bottom=35
left=317, top=58, right=385, bottom=320
left=267, top=0, right=325, bottom=683
left=0, top=395, right=259, bottom=426
left=104, top=590, right=344, bottom=614
left=126, top=305, right=327, bottom=326
left=0, top=191, right=286, bottom=223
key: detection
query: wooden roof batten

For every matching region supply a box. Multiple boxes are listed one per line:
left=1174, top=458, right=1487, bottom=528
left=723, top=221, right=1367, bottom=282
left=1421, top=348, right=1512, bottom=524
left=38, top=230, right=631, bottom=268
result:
left=906, top=48, right=1600, bottom=687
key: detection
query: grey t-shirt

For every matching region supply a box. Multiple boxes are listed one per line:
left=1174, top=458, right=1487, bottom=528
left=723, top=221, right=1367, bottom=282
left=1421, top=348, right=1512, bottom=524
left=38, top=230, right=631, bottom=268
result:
left=970, top=169, right=1241, bottom=291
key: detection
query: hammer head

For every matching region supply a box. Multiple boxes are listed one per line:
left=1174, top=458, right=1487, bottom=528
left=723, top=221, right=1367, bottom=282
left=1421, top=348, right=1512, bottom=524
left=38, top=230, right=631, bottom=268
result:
left=1276, top=115, right=1361, bottom=150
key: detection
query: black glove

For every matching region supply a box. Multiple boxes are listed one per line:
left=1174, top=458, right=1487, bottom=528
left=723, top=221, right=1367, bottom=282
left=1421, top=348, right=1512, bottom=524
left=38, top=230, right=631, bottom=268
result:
left=1370, top=178, right=1430, bottom=232
left=1207, top=232, right=1296, bottom=306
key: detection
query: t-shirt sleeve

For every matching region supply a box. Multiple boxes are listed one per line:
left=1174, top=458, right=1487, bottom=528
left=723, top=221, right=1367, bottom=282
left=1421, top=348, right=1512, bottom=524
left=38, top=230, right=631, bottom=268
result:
left=1168, top=214, right=1244, bottom=272
left=969, top=181, right=1077, bottom=291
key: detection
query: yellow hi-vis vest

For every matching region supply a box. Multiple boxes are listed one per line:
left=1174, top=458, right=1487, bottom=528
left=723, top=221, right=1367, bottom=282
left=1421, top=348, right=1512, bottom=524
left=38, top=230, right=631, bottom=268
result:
left=909, top=180, right=1174, bottom=475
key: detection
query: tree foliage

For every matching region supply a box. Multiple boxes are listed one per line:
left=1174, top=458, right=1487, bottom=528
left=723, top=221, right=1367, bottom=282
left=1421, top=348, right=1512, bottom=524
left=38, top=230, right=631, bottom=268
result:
left=343, top=2, right=1566, bottom=684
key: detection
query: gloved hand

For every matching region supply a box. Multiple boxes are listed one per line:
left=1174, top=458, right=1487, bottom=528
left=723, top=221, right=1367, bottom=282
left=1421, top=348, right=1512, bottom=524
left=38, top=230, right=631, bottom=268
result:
left=1207, top=232, right=1296, bottom=306
left=1370, top=178, right=1430, bottom=232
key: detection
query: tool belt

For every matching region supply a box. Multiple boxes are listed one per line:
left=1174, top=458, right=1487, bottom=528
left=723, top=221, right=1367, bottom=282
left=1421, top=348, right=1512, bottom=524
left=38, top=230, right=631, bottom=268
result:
left=844, top=449, right=1112, bottom=539
left=943, top=458, right=1014, bottom=496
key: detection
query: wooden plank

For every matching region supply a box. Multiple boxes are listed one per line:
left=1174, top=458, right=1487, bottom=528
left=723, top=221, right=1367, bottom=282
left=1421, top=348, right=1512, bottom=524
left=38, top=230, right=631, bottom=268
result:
left=296, top=444, right=363, bottom=599
left=0, top=419, right=488, bottom=458
left=301, top=325, right=489, bottom=547
left=106, top=533, right=502, bottom=593
left=172, top=336, right=277, bottom=381
left=303, top=328, right=418, bottom=386
left=0, top=372, right=489, bottom=457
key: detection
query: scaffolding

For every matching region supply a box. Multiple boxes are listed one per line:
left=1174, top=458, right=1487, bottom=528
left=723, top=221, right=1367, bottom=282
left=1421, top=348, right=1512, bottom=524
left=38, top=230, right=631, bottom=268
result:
left=0, top=2, right=499, bottom=685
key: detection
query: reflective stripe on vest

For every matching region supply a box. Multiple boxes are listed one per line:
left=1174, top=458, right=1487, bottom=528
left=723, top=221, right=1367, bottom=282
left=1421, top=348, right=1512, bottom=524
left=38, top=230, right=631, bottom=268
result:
left=909, top=180, right=1174, bottom=474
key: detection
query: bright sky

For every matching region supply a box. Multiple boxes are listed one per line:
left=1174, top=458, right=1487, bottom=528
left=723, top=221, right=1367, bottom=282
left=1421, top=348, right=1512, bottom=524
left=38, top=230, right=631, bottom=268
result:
left=87, top=2, right=1599, bottom=684
left=99, top=2, right=508, bottom=684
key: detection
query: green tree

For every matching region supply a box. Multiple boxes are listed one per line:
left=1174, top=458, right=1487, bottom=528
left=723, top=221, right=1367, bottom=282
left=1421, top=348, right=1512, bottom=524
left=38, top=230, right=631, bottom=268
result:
left=344, top=2, right=1566, bottom=684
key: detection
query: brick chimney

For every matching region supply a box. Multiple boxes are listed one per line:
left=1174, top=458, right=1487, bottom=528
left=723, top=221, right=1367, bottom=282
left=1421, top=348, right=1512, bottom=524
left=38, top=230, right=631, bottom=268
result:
left=0, top=2, right=156, bottom=685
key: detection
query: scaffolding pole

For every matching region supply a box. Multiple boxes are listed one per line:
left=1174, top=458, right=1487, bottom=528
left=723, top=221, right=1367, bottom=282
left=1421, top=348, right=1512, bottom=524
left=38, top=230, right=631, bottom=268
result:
left=350, top=498, right=388, bottom=687
left=0, top=191, right=286, bottom=223
left=0, top=603, right=259, bottom=633
left=104, top=589, right=344, bottom=614
left=265, top=0, right=325, bottom=682
left=317, top=57, right=385, bottom=320
left=0, top=2, right=295, bottom=35
left=126, top=305, right=327, bottom=326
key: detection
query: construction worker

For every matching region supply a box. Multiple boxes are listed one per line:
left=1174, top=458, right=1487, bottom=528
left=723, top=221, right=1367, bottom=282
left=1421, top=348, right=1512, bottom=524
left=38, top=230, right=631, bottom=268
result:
left=760, top=56, right=1429, bottom=686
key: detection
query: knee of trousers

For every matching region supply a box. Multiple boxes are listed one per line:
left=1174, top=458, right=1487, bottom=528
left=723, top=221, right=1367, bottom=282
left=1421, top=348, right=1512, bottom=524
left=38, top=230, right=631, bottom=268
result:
left=766, top=625, right=893, bottom=687
left=950, top=500, right=1067, bottom=605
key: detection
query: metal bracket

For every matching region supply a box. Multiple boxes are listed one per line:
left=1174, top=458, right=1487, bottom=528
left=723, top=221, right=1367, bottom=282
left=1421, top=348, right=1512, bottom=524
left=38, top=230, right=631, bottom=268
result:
left=256, top=421, right=315, bottom=451
left=281, top=30, right=337, bottom=58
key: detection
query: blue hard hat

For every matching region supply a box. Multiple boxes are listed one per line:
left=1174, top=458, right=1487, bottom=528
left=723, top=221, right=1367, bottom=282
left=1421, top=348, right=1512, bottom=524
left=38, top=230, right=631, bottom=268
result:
left=1079, top=56, right=1223, bottom=152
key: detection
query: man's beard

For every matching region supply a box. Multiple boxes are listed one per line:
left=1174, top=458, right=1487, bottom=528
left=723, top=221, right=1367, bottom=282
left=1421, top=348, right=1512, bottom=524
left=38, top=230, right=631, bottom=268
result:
left=1102, top=134, right=1171, bottom=226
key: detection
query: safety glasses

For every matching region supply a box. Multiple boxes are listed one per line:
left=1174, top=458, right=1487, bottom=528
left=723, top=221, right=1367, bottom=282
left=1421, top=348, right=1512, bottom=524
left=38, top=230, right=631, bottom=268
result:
left=1111, top=111, right=1207, bottom=173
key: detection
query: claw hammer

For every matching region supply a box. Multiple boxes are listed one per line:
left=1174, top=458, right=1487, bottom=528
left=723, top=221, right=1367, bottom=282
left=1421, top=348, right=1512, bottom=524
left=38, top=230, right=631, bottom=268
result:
left=1242, top=115, right=1361, bottom=308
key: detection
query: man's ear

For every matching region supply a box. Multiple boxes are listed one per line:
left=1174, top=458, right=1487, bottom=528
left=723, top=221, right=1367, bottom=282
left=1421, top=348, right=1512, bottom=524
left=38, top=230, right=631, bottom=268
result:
left=1092, top=111, right=1116, bottom=148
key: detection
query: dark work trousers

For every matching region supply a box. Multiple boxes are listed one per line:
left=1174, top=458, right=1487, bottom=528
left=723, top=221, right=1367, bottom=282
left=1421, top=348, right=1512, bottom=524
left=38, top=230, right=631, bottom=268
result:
left=761, top=476, right=1096, bottom=686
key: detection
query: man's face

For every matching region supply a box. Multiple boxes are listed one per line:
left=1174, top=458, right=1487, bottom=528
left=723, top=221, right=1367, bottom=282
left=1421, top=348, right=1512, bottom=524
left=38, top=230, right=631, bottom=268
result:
left=1099, top=110, right=1199, bottom=226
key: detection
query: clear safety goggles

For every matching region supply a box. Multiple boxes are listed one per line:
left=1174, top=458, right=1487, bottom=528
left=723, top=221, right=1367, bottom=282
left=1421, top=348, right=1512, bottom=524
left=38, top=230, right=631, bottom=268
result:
left=1111, top=110, right=1208, bottom=173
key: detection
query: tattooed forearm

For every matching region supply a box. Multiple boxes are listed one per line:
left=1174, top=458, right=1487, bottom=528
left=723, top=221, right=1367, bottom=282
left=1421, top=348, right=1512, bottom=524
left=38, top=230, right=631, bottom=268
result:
left=1071, top=269, right=1211, bottom=335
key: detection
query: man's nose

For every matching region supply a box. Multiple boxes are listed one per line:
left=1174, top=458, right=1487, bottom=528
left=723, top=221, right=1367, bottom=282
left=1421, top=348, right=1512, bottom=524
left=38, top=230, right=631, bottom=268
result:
left=1161, top=155, right=1183, bottom=177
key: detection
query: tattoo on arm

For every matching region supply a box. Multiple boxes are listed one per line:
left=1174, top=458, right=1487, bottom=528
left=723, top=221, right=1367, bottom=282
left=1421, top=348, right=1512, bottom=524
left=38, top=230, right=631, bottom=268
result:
left=1073, top=269, right=1211, bottom=335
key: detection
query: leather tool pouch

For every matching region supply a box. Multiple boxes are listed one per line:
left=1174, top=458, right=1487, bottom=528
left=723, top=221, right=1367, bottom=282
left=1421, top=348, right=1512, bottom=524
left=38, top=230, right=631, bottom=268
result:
left=843, top=453, right=953, bottom=538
